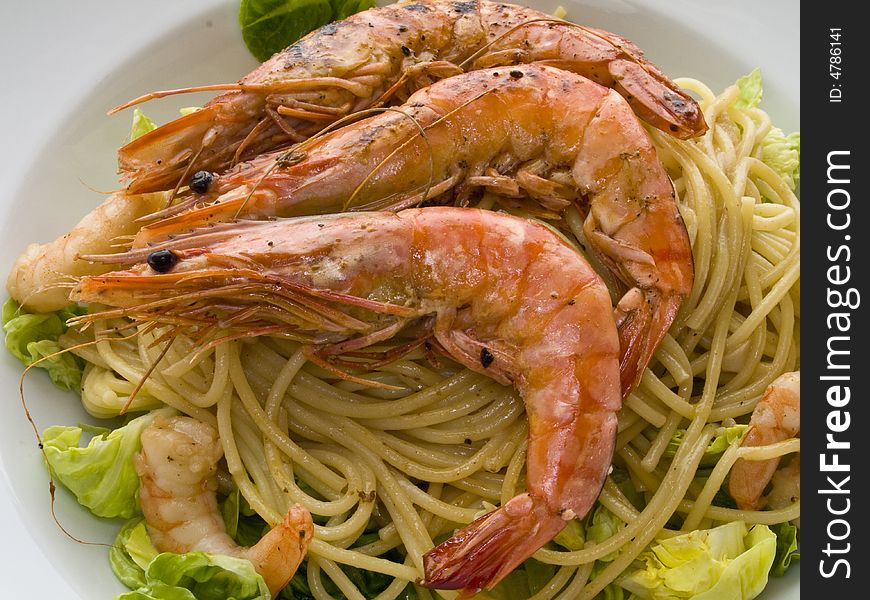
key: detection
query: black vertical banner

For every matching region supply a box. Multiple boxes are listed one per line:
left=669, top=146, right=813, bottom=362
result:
left=803, top=3, right=868, bottom=596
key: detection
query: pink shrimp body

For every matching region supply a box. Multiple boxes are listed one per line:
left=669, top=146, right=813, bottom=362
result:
left=728, top=371, right=800, bottom=511
left=73, top=207, right=622, bottom=594
left=116, top=0, right=706, bottom=193
left=136, top=415, right=313, bottom=596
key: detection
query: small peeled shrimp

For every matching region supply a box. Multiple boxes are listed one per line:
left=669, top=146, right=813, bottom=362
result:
left=113, top=0, right=706, bottom=193
left=5, top=192, right=167, bottom=312
left=136, top=415, right=314, bottom=596
left=72, top=207, right=623, bottom=594
left=728, top=371, right=800, bottom=511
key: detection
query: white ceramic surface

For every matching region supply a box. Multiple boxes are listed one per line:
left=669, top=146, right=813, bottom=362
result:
left=0, top=0, right=798, bottom=597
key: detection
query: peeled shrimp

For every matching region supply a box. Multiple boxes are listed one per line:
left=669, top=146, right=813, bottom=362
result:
left=114, top=0, right=706, bottom=193
left=5, top=192, right=167, bottom=312
left=73, top=207, right=623, bottom=594
left=125, top=64, right=692, bottom=395
left=135, top=414, right=313, bottom=596
left=728, top=371, right=800, bottom=511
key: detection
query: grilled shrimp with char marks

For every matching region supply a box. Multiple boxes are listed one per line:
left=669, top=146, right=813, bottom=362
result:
left=72, top=207, right=622, bottom=594
left=129, top=64, right=692, bottom=395
left=115, top=0, right=706, bottom=193
left=136, top=414, right=314, bottom=596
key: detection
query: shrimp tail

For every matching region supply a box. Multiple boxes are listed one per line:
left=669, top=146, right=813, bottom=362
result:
left=421, top=494, right=565, bottom=594
left=615, top=289, right=684, bottom=394
left=246, top=504, right=314, bottom=596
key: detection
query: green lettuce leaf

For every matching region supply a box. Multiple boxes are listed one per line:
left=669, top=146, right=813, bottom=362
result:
left=116, top=552, right=270, bottom=600
left=586, top=504, right=625, bottom=562
left=664, top=425, right=748, bottom=466
left=553, top=516, right=585, bottom=551
left=111, top=519, right=161, bottom=589
left=770, top=522, right=799, bottom=576
left=239, top=0, right=376, bottom=63
left=762, top=129, right=800, bottom=190
left=130, top=108, right=158, bottom=141
left=2, top=298, right=85, bottom=391
left=735, top=69, right=763, bottom=109
left=42, top=408, right=174, bottom=518
left=624, top=521, right=777, bottom=600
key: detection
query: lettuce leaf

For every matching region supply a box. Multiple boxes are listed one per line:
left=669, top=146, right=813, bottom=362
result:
left=117, top=552, right=270, bottom=600
left=735, top=69, right=763, bottom=109
left=664, top=425, right=748, bottom=466
left=770, top=522, right=799, bottom=576
left=42, top=408, right=174, bottom=518
left=762, top=129, right=800, bottom=190
left=239, top=0, right=376, bottom=62
left=624, top=521, right=777, bottom=600
left=3, top=298, right=85, bottom=391
left=111, top=519, right=161, bottom=589
left=130, top=108, right=158, bottom=141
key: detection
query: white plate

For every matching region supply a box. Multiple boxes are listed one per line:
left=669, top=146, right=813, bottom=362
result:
left=0, top=0, right=798, bottom=597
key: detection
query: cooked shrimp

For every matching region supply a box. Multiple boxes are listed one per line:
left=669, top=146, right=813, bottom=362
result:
left=136, top=414, right=314, bottom=596
left=114, top=0, right=706, bottom=193
left=5, top=192, right=167, bottom=312
left=72, top=207, right=623, bottom=594
left=766, top=455, right=800, bottom=528
left=127, top=64, right=691, bottom=395
left=728, top=371, right=800, bottom=511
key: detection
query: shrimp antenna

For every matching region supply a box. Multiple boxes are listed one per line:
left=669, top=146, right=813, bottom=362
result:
left=18, top=331, right=142, bottom=550
left=165, top=146, right=205, bottom=208
left=344, top=88, right=497, bottom=211
left=119, top=337, right=174, bottom=415
left=108, top=79, right=373, bottom=115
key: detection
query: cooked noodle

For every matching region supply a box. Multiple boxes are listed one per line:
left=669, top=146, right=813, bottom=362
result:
left=61, top=78, right=800, bottom=599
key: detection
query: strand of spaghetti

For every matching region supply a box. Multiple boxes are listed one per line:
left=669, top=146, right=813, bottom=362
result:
left=484, top=419, right=528, bottom=472
left=286, top=402, right=432, bottom=571
left=615, top=418, right=648, bottom=453
left=710, top=295, right=796, bottom=417
left=291, top=369, right=483, bottom=418
left=318, top=556, right=367, bottom=600
left=404, top=394, right=523, bottom=444
left=500, top=438, right=528, bottom=504
left=394, top=474, right=479, bottom=524
left=93, top=323, right=216, bottom=424
left=641, top=411, right=682, bottom=472
left=681, top=441, right=743, bottom=530
left=600, top=479, right=640, bottom=521
left=261, top=348, right=369, bottom=515
left=623, top=393, right=668, bottom=428
left=554, top=562, right=595, bottom=599
left=527, top=566, right=577, bottom=600
left=229, top=344, right=347, bottom=490
left=359, top=382, right=506, bottom=429
left=737, top=438, right=801, bottom=460
left=650, top=334, right=693, bottom=394
left=676, top=500, right=801, bottom=526
left=618, top=445, right=664, bottom=492
left=725, top=258, right=800, bottom=349
left=216, top=387, right=282, bottom=525
left=639, top=369, right=695, bottom=418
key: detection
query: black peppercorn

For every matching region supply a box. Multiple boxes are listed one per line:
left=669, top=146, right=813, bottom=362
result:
left=189, top=170, right=215, bottom=193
